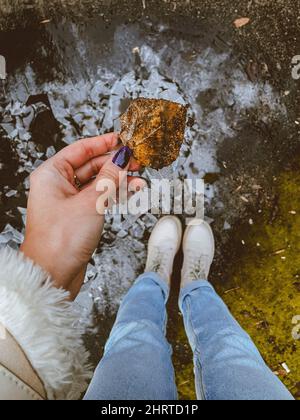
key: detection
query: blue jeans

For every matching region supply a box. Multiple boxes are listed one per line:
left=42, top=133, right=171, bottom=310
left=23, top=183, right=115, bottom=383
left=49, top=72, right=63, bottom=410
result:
left=84, top=273, right=293, bottom=400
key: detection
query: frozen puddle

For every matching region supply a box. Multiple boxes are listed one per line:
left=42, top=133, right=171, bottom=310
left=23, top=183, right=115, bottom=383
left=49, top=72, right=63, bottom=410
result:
left=0, top=21, right=286, bottom=325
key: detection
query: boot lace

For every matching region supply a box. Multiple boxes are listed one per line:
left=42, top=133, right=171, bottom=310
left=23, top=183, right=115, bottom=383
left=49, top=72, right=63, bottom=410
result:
left=147, top=246, right=172, bottom=278
left=185, top=252, right=209, bottom=282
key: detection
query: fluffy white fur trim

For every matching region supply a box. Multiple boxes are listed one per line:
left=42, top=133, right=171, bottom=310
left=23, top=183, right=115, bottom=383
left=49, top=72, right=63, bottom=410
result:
left=0, top=247, right=92, bottom=400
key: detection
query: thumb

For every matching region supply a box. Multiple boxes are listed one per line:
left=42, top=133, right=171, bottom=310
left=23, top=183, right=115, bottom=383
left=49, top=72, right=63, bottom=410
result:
left=95, top=146, right=132, bottom=215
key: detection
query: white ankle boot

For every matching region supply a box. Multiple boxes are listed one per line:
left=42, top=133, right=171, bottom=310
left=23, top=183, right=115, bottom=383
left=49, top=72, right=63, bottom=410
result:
left=145, top=216, right=182, bottom=284
left=181, top=220, right=215, bottom=287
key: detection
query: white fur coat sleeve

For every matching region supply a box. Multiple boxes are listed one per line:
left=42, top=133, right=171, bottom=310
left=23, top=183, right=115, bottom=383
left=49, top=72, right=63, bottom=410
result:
left=0, top=247, right=92, bottom=400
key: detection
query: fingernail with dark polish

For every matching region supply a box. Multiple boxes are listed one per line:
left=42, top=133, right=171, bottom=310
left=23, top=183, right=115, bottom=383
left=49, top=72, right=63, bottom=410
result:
left=112, top=146, right=133, bottom=169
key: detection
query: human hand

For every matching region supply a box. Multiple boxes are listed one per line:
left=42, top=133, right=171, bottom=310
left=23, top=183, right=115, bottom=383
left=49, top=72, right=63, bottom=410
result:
left=21, top=133, right=143, bottom=299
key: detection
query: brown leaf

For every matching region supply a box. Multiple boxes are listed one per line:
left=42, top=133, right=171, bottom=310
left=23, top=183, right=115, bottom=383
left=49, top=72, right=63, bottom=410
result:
left=234, top=17, right=251, bottom=28
left=120, top=98, right=187, bottom=169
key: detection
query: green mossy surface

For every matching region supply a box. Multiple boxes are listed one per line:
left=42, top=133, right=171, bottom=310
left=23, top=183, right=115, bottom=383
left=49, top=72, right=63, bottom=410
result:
left=173, top=319, right=197, bottom=400
left=175, top=170, right=300, bottom=400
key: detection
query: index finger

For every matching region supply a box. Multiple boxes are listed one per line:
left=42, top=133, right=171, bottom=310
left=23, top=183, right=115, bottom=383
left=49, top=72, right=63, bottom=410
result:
left=54, top=133, right=119, bottom=169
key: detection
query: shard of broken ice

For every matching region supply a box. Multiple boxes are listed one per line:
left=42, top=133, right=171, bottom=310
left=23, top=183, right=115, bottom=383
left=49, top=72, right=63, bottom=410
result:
left=0, top=224, right=24, bottom=248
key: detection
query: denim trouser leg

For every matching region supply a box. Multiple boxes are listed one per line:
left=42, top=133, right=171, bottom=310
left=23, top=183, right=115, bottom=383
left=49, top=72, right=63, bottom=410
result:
left=84, top=273, right=177, bottom=400
left=179, top=281, right=294, bottom=401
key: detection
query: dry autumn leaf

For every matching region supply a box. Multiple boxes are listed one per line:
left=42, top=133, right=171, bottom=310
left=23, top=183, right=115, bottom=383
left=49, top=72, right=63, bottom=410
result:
left=234, top=17, right=251, bottom=28
left=120, top=98, right=187, bottom=170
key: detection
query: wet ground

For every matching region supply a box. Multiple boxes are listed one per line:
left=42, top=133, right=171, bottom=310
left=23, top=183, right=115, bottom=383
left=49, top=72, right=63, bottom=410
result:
left=0, top=0, right=299, bottom=399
